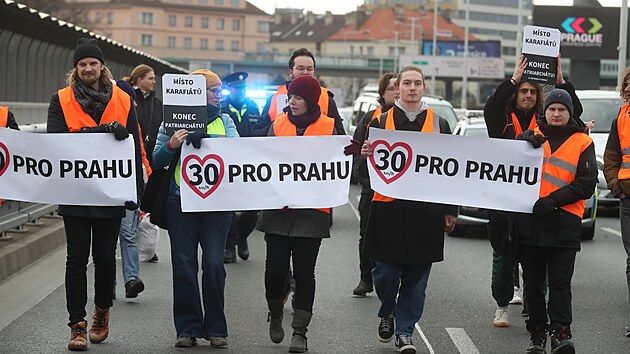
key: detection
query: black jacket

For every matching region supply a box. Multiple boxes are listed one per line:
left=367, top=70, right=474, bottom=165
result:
left=134, top=89, right=163, bottom=168
left=363, top=105, right=457, bottom=264
left=353, top=105, right=393, bottom=189
left=220, top=97, right=260, bottom=137
left=515, top=118, right=597, bottom=250
left=484, top=79, right=583, bottom=140
left=47, top=88, right=144, bottom=219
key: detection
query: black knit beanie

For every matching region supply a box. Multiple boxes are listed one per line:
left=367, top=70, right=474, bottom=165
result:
left=74, top=38, right=105, bottom=67
left=288, top=75, right=321, bottom=108
left=544, top=89, right=574, bottom=116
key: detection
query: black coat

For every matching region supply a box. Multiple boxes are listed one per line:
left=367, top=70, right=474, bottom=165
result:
left=220, top=97, right=260, bottom=137
left=363, top=105, right=458, bottom=264
left=515, top=118, right=597, bottom=250
left=134, top=89, right=163, bottom=168
left=47, top=88, right=144, bottom=219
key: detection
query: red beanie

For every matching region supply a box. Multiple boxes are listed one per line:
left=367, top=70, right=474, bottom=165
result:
left=288, top=75, right=321, bottom=108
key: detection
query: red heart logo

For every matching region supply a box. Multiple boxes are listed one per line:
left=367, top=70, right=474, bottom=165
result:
left=0, top=142, right=9, bottom=178
left=369, top=140, right=412, bottom=184
left=181, top=154, right=225, bottom=199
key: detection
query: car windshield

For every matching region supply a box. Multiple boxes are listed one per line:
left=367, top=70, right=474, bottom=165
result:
left=580, top=98, right=624, bottom=133
left=464, top=126, right=489, bottom=138
left=430, top=104, right=458, bottom=131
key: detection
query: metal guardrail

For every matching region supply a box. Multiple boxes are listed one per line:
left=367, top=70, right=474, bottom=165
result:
left=0, top=201, right=59, bottom=240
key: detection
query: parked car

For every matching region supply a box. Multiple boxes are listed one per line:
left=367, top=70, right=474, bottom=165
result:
left=449, top=117, right=598, bottom=240
left=575, top=90, right=624, bottom=208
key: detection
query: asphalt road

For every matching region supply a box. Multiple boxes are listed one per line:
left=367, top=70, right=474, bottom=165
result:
left=1, top=185, right=629, bottom=353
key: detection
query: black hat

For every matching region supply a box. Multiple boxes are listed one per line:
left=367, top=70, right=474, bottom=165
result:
left=544, top=89, right=574, bottom=117
left=74, top=38, right=105, bottom=67
left=223, top=71, right=248, bottom=87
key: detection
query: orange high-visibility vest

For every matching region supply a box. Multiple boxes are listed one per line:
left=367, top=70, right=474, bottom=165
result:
left=615, top=104, right=630, bottom=179
left=268, top=85, right=330, bottom=121
left=535, top=127, right=593, bottom=218
left=372, top=108, right=439, bottom=203
left=273, top=112, right=335, bottom=214
left=58, top=85, right=131, bottom=132
left=137, top=123, right=152, bottom=177
left=372, top=106, right=383, bottom=119
left=504, top=112, right=537, bottom=138
left=0, top=106, right=8, bottom=127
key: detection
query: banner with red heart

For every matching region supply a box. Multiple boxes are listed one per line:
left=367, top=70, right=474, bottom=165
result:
left=0, top=142, right=9, bottom=178
left=369, top=139, right=412, bottom=184
left=181, top=154, right=225, bottom=199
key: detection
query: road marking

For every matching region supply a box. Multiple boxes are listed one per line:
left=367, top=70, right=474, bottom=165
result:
left=415, top=323, right=436, bottom=354
left=347, top=194, right=361, bottom=221
left=446, top=327, right=480, bottom=354
left=602, top=227, right=622, bottom=237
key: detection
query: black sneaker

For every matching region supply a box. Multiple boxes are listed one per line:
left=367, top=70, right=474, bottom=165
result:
left=626, top=326, right=630, bottom=337
left=125, top=278, right=145, bottom=298
left=526, top=329, right=547, bottom=353
left=224, top=247, right=236, bottom=263
left=148, top=253, right=158, bottom=263
left=237, top=239, right=249, bottom=260
left=395, top=334, right=416, bottom=354
left=550, top=325, right=575, bottom=354
left=353, top=280, right=374, bottom=297
left=378, top=314, right=395, bottom=343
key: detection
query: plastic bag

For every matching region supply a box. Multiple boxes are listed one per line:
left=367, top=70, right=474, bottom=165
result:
left=138, top=213, right=160, bottom=262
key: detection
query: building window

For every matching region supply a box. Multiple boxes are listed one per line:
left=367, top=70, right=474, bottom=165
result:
left=232, top=19, right=240, bottom=31
left=216, top=39, right=224, bottom=51
left=185, top=16, right=193, bottom=27
left=231, top=0, right=239, bottom=6
left=141, top=13, right=153, bottom=25
left=217, top=18, right=224, bottom=29
left=215, top=0, right=224, bottom=5
left=200, top=38, right=208, bottom=49
left=257, top=21, right=269, bottom=33
left=107, top=12, right=113, bottom=24
left=367, top=46, right=374, bottom=56
left=168, top=36, right=176, bottom=48
left=169, top=15, right=176, bottom=27
left=141, top=34, right=153, bottom=46
left=256, top=42, right=268, bottom=52
left=184, top=37, right=192, bottom=49
left=94, top=12, right=102, bottom=23
left=201, top=17, right=209, bottom=28
left=200, top=0, right=208, bottom=3
left=231, top=40, right=239, bottom=51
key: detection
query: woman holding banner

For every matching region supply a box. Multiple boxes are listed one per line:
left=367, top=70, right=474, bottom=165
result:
left=152, top=69, right=238, bottom=348
left=360, top=66, right=457, bottom=354
left=516, top=88, right=596, bottom=354
left=256, top=75, right=340, bottom=353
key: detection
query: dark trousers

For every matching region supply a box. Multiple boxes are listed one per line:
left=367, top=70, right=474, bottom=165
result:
left=264, top=234, right=322, bottom=313
left=358, top=189, right=374, bottom=282
left=225, top=210, right=259, bottom=249
left=63, top=216, right=121, bottom=326
left=520, top=244, right=577, bottom=330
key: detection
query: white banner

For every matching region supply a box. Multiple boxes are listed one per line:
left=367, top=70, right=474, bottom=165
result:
left=367, top=129, right=543, bottom=213
left=180, top=136, right=352, bottom=212
left=0, top=128, right=136, bottom=206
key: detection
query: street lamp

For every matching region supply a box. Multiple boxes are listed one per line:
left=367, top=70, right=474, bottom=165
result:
left=461, top=0, right=470, bottom=109
left=431, top=0, right=438, bottom=95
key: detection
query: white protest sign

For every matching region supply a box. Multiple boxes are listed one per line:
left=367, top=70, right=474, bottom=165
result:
left=0, top=128, right=136, bottom=205
left=162, top=73, right=207, bottom=135
left=521, top=25, right=561, bottom=85
left=179, top=136, right=351, bottom=212
left=367, top=128, right=543, bottom=213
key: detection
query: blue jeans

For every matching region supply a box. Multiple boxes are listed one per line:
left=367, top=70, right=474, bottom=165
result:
left=165, top=195, right=232, bottom=338
left=372, top=261, right=432, bottom=336
left=119, top=209, right=140, bottom=284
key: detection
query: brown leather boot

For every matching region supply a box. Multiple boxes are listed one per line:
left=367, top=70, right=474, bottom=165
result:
left=68, top=321, right=88, bottom=351
left=89, top=306, right=110, bottom=343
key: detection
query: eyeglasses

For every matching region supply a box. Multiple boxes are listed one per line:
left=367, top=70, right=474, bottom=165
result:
left=207, top=88, right=222, bottom=96
left=293, top=66, right=315, bottom=73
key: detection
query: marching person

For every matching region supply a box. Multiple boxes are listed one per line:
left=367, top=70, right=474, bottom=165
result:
left=257, top=75, right=340, bottom=353
left=483, top=54, right=582, bottom=327
left=361, top=66, right=457, bottom=354
left=516, top=88, right=596, bottom=354
left=220, top=71, right=261, bottom=263
left=603, top=67, right=630, bottom=336
left=0, top=106, right=19, bottom=129
left=46, top=38, right=144, bottom=351
left=152, top=69, right=238, bottom=348
left=351, top=71, right=398, bottom=297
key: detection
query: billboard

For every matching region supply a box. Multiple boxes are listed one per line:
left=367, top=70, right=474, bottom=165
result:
left=421, top=40, right=501, bottom=58
left=399, top=55, right=505, bottom=79
left=532, top=6, right=620, bottom=59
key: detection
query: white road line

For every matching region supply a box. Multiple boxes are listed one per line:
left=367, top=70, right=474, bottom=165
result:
left=415, top=323, right=436, bottom=354
left=347, top=194, right=361, bottom=221
left=602, top=227, right=622, bottom=237
left=446, top=328, right=480, bottom=354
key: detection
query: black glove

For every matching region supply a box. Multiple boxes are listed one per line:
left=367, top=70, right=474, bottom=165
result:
left=343, top=139, right=361, bottom=156
left=102, top=121, right=129, bottom=140
left=517, top=130, right=547, bottom=148
left=125, top=200, right=139, bottom=210
left=186, top=131, right=209, bottom=149
left=532, top=196, right=556, bottom=216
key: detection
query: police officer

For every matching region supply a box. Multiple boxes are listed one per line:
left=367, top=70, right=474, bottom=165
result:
left=0, top=106, right=19, bottom=129
left=220, top=71, right=261, bottom=263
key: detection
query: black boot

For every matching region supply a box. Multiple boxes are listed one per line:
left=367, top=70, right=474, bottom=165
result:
left=289, top=309, right=312, bottom=353
left=223, top=247, right=236, bottom=263
left=267, top=298, right=285, bottom=344
left=549, top=324, right=575, bottom=354
left=353, top=280, right=373, bottom=297
left=525, top=325, right=547, bottom=353
left=237, top=237, right=249, bottom=260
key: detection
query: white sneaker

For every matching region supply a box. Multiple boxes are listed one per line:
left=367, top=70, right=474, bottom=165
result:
left=493, top=307, right=509, bottom=327
left=509, top=286, right=523, bottom=305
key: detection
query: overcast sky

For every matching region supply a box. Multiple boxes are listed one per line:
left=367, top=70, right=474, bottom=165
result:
left=248, top=0, right=624, bottom=15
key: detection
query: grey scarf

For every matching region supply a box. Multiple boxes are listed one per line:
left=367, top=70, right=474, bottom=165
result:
left=72, top=81, right=112, bottom=123
left=395, top=99, right=428, bottom=122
